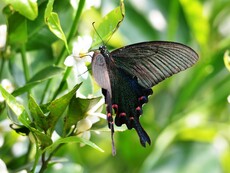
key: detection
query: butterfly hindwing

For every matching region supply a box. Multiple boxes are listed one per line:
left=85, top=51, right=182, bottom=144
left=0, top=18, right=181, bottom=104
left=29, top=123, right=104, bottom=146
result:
left=108, top=66, right=152, bottom=146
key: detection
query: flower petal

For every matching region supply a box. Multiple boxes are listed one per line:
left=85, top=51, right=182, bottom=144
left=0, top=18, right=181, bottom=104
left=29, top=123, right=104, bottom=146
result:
left=0, top=25, right=7, bottom=49
left=86, top=114, right=100, bottom=124
left=72, top=42, right=81, bottom=56
left=82, top=53, right=92, bottom=63
left=79, top=131, right=91, bottom=147
left=81, top=131, right=91, bottom=140
left=64, top=55, right=75, bottom=67
left=77, top=118, right=92, bottom=133
left=73, top=62, right=88, bottom=79
left=1, top=79, right=14, bottom=93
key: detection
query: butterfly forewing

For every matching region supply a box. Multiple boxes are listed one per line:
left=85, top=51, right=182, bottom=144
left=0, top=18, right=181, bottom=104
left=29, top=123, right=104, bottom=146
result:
left=111, top=41, right=199, bottom=88
left=92, top=52, right=112, bottom=96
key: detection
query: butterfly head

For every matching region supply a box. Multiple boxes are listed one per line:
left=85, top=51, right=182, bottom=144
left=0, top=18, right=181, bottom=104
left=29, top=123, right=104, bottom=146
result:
left=99, top=45, right=110, bottom=58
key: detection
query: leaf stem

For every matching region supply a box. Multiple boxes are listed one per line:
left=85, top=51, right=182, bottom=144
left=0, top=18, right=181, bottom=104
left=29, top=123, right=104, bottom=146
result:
left=31, top=134, right=41, bottom=173
left=0, top=54, right=5, bottom=80
left=21, top=45, right=30, bottom=82
left=52, top=67, right=72, bottom=100
left=38, top=153, right=47, bottom=173
left=40, top=80, right=50, bottom=104
left=38, top=144, right=64, bottom=173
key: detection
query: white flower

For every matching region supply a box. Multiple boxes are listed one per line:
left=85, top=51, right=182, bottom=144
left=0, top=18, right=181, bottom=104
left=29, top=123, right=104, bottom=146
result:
left=77, top=118, right=93, bottom=133
left=76, top=116, right=99, bottom=147
left=0, top=25, right=7, bottom=50
left=0, top=79, right=14, bottom=102
left=76, top=115, right=100, bottom=137
left=64, top=36, right=93, bottom=84
left=0, top=159, right=8, bottom=173
left=76, top=98, right=106, bottom=146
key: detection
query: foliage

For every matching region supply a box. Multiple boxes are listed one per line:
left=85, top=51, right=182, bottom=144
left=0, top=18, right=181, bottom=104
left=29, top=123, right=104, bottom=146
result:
left=0, top=0, right=230, bottom=173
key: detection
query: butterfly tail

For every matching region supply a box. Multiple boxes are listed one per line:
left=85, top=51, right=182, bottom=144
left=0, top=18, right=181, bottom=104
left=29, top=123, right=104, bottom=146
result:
left=132, top=118, right=151, bottom=147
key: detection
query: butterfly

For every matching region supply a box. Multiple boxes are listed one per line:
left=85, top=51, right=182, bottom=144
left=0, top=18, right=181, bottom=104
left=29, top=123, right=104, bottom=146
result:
left=92, top=41, right=199, bottom=155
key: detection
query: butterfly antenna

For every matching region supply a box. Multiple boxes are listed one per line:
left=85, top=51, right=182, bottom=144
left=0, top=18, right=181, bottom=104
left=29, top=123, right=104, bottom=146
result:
left=104, top=4, right=125, bottom=45
left=92, top=22, right=105, bottom=46
left=104, top=22, right=120, bottom=46
left=92, top=2, right=125, bottom=47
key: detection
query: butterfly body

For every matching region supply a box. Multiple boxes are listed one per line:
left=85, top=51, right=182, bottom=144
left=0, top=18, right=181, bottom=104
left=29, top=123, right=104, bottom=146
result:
left=92, top=41, right=199, bottom=153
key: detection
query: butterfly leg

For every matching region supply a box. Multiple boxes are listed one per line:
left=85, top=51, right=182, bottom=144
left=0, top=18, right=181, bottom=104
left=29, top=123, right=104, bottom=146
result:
left=103, top=89, right=116, bottom=156
left=107, top=107, right=116, bottom=156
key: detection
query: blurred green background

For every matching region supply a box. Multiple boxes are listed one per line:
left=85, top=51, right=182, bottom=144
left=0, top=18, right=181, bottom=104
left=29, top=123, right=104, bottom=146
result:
left=1, top=0, right=230, bottom=172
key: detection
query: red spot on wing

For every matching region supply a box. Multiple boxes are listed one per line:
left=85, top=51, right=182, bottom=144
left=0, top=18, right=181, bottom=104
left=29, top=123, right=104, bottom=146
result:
left=129, top=117, right=134, bottom=120
left=119, top=112, right=126, bottom=117
left=136, top=106, right=142, bottom=116
left=112, top=104, right=118, bottom=113
left=112, top=104, right=118, bottom=109
left=136, top=106, right=141, bottom=111
left=138, top=96, right=148, bottom=105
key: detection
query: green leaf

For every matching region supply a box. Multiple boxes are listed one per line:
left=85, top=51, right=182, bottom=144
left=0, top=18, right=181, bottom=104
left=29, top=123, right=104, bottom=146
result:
left=46, top=84, right=82, bottom=132
left=64, top=96, right=102, bottom=132
left=42, top=136, right=104, bottom=153
left=8, top=13, right=27, bottom=45
left=44, top=0, right=54, bottom=19
left=28, top=95, right=49, bottom=131
left=44, top=0, right=68, bottom=52
left=0, top=85, right=31, bottom=126
left=47, top=12, right=68, bottom=51
left=12, top=82, right=39, bottom=97
left=29, top=66, right=64, bottom=82
left=30, top=129, right=53, bottom=149
left=12, top=66, right=64, bottom=96
left=3, top=0, right=38, bottom=20
left=91, top=0, right=125, bottom=47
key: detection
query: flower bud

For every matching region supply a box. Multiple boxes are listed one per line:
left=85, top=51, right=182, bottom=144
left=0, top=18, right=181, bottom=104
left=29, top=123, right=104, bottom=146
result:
left=77, top=118, right=92, bottom=133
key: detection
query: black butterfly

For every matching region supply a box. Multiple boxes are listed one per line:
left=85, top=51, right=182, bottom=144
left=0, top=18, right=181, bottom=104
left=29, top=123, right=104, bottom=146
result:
left=92, top=41, right=199, bottom=155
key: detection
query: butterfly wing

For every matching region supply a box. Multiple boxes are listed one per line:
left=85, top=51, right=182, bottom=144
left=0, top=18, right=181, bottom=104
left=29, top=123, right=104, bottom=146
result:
left=111, top=41, right=199, bottom=88
left=92, top=50, right=153, bottom=147
left=92, top=52, right=112, bottom=96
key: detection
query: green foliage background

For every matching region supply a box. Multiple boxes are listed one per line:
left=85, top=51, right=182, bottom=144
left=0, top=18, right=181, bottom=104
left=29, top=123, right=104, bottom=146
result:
left=0, top=0, right=230, bottom=172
